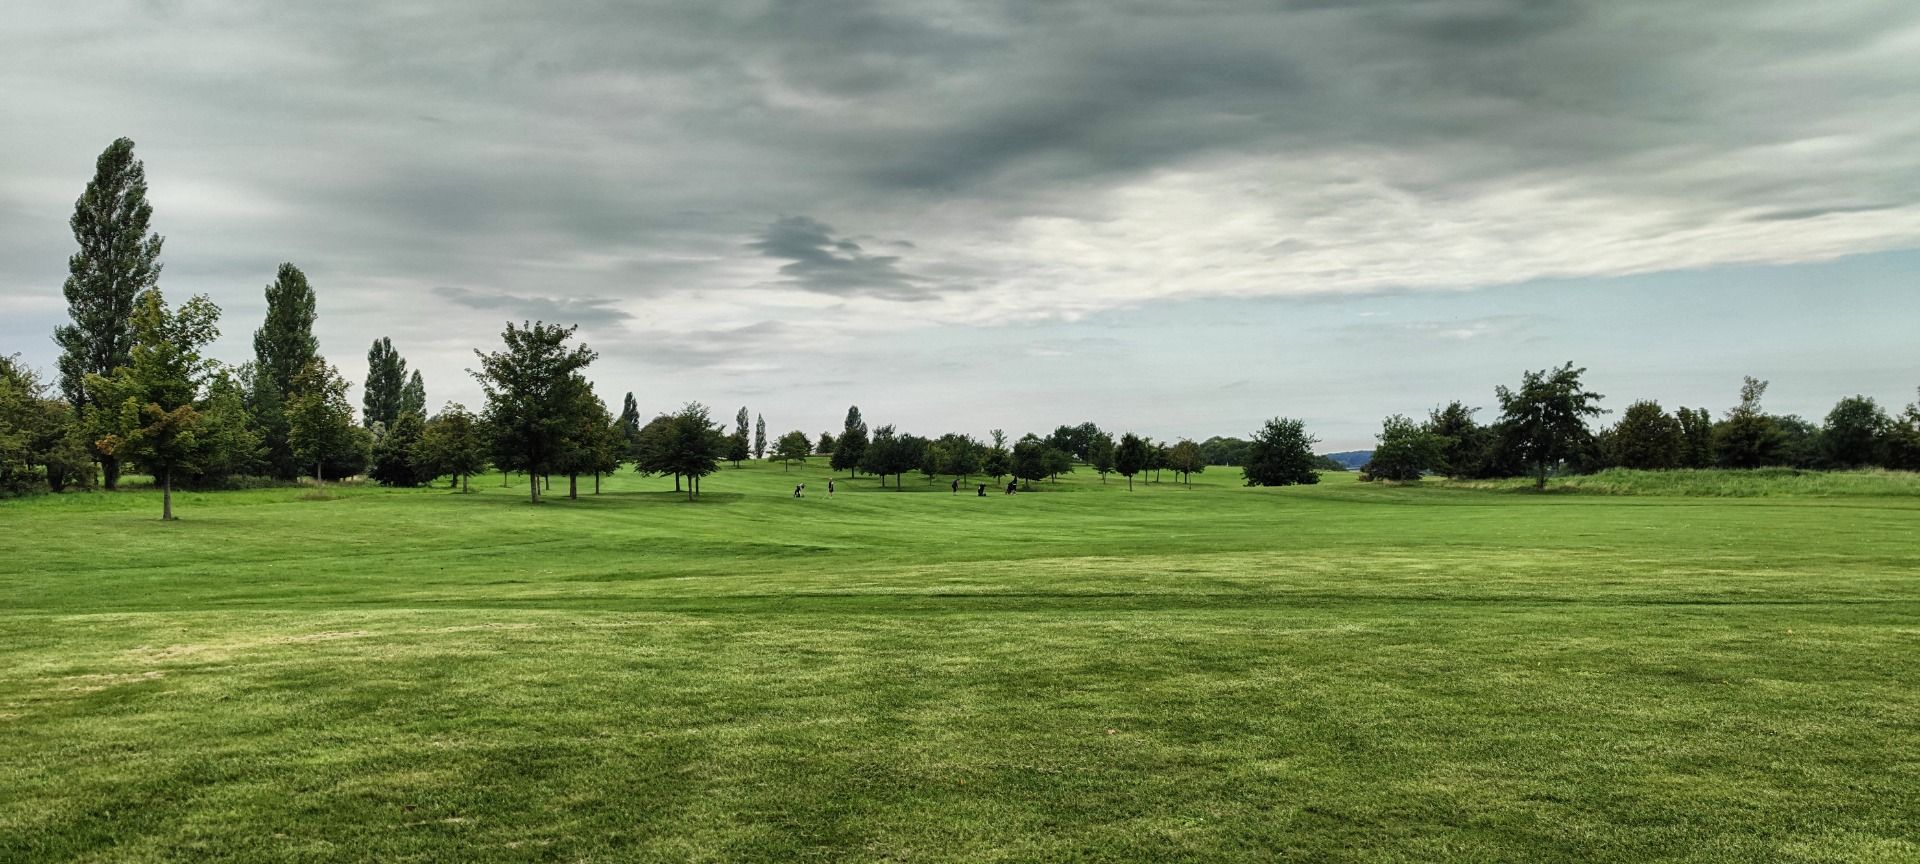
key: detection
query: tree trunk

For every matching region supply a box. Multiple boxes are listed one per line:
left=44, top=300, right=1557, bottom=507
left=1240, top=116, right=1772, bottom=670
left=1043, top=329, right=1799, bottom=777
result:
left=102, top=454, right=121, bottom=491
left=568, top=473, right=578, bottom=499
left=674, top=474, right=681, bottom=492
left=543, top=474, right=550, bottom=491
left=594, top=472, right=600, bottom=494
left=530, top=470, right=540, bottom=503
left=316, top=463, right=324, bottom=484
left=161, top=468, right=173, bottom=521
left=1127, top=475, right=1133, bottom=490
left=462, top=474, right=469, bottom=493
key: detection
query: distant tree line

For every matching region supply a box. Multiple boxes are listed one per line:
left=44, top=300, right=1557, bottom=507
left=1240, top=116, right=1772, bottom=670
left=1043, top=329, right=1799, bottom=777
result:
left=1361, top=363, right=1920, bottom=487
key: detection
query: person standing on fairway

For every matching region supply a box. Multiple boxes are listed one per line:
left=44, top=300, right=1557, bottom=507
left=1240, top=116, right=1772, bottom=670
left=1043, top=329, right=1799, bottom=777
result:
left=951, top=478, right=959, bottom=495
left=827, top=478, right=835, bottom=497
left=977, top=484, right=986, bottom=496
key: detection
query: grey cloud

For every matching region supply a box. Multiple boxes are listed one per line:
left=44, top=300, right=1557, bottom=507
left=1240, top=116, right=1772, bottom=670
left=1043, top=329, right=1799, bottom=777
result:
left=432, top=286, right=633, bottom=322
left=749, top=216, right=942, bottom=301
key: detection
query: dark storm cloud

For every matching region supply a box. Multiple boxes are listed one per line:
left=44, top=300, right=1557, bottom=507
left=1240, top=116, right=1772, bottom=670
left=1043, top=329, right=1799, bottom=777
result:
left=748, top=216, right=937, bottom=301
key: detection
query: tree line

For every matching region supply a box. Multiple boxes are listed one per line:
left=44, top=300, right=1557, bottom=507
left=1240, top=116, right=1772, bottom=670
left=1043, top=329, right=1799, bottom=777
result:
left=1361, top=363, right=1920, bottom=487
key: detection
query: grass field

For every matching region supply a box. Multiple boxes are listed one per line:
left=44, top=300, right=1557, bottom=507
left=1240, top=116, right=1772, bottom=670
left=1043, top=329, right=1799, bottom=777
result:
left=2, top=463, right=1916, bottom=862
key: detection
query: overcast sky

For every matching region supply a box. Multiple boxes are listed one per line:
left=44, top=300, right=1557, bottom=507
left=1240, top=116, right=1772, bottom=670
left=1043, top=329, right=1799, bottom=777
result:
left=3, top=0, right=1917, bottom=450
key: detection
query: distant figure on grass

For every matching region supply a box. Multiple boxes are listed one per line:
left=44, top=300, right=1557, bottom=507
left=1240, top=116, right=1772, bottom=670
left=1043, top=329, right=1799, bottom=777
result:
left=827, top=478, right=835, bottom=497
left=977, top=484, right=987, bottom=496
left=794, top=484, right=804, bottom=498
left=951, top=478, right=959, bottom=495
left=1006, top=480, right=1018, bottom=495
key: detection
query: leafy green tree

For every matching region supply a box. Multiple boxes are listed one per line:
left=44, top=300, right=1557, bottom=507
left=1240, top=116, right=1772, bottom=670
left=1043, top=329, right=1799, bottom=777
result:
left=362, top=337, right=409, bottom=430
left=1366, top=415, right=1442, bottom=481
left=1822, top=396, right=1889, bottom=468
left=470, top=321, right=598, bottom=503
left=54, top=138, right=165, bottom=490
left=87, top=290, right=220, bottom=519
left=1166, top=439, right=1205, bottom=484
left=1115, top=432, right=1148, bottom=490
left=1043, top=446, right=1075, bottom=483
left=371, top=410, right=429, bottom=487
left=1424, top=402, right=1494, bottom=479
left=1088, top=432, right=1116, bottom=482
left=400, top=370, right=427, bottom=420
left=248, top=263, right=321, bottom=479
left=931, top=432, right=982, bottom=483
left=982, top=444, right=1011, bottom=482
left=1607, top=400, right=1684, bottom=470
left=1675, top=406, right=1715, bottom=469
left=860, top=424, right=917, bottom=489
left=1243, top=418, right=1322, bottom=487
left=286, top=360, right=364, bottom=483
left=816, top=431, right=835, bottom=455
left=187, top=368, right=264, bottom=487
left=1883, top=390, right=1920, bottom=471
left=660, top=402, right=725, bottom=500
left=1197, top=436, right=1250, bottom=467
left=1494, top=363, right=1606, bottom=489
left=420, top=403, right=488, bottom=492
left=1011, top=436, right=1049, bottom=490
left=727, top=406, right=751, bottom=467
left=832, top=406, right=867, bottom=476
left=554, top=382, right=618, bottom=497
left=773, top=429, right=813, bottom=470
left=755, top=414, right=768, bottom=460
left=630, top=413, right=680, bottom=489
left=1714, top=377, right=1784, bottom=469
left=1147, top=440, right=1170, bottom=483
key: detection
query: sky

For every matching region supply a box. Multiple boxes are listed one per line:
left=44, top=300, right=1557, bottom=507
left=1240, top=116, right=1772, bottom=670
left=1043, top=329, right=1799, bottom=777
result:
left=2, top=0, right=1917, bottom=450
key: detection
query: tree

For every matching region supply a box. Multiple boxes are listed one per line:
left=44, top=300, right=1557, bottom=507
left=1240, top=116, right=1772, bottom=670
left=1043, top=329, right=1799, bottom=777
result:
left=53, top=138, right=166, bottom=490
left=554, top=382, right=618, bottom=497
left=187, top=368, right=264, bottom=487
left=617, top=392, right=642, bottom=452
left=363, top=337, right=408, bottom=430
left=1167, top=439, right=1205, bottom=485
left=400, top=370, right=427, bottom=420
left=1607, top=400, right=1684, bottom=470
left=728, top=406, right=751, bottom=467
left=86, top=290, right=219, bottom=520
left=861, top=424, right=917, bottom=489
left=1494, top=363, right=1606, bottom=489
left=1114, top=432, right=1148, bottom=490
left=1366, top=415, right=1441, bottom=481
left=0, top=355, right=96, bottom=495
left=1043, top=446, right=1075, bottom=483
left=1088, top=432, right=1116, bottom=482
left=1676, top=406, right=1715, bottom=469
left=247, top=263, right=321, bottom=480
left=1714, top=377, right=1784, bottom=469
left=370, top=410, right=429, bottom=487
left=1423, top=402, right=1494, bottom=479
left=1243, top=418, right=1322, bottom=487
left=982, top=444, right=1010, bottom=482
left=1822, top=396, right=1889, bottom=469
left=755, top=414, right=768, bottom=460
left=1884, top=390, right=1920, bottom=471
left=817, top=431, right=835, bottom=455
left=1197, top=436, right=1250, bottom=467
left=773, top=429, right=812, bottom=470
left=832, top=406, right=868, bottom=477
left=469, top=321, right=597, bottom=503
left=1011, top=436, right=1049, bottom=490
left=286, top=360, right=365, bottom=483
left=931, top=432, right=982, bottom=483
left=660, top=402, right=724, bottom=500
left=420, top=403, right=488, bottom=492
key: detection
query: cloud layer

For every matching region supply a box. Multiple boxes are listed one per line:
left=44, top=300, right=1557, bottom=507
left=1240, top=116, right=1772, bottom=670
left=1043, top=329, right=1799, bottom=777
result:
left=2, top=0, right=1917, bottom=437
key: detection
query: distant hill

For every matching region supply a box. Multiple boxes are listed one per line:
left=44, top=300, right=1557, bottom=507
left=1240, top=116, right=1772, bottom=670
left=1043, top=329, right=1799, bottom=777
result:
left=1320, top=450, right=1372, bottom=471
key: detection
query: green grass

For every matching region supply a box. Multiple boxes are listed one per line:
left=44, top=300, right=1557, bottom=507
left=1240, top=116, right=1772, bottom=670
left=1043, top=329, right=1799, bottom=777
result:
left=2, top=463, right=1916, bottom=862
left=1443, top=467, right=1920, bottom=497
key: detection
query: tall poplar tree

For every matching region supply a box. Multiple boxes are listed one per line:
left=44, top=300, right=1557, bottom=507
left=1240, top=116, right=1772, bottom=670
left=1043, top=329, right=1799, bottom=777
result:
left=53, top=137, right=165, bottom=489
left=362, top=337, right=407, bottom=430
left=249, top=263, right=319, bottom=479
left=754, top=413, right=767, bottom=460
left=832, top=405, right=868, bottom=477
left=400, top=370, right=427, bottom=420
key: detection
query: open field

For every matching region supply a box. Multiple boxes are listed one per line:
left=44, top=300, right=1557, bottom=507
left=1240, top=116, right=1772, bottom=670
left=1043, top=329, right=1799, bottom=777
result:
left=2, top=465, right=1917, bottom=862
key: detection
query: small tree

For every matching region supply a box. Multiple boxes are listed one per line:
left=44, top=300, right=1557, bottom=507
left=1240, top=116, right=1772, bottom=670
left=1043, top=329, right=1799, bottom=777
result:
left=1167, top=439, right=1205, bottom=485
left=1114, top=433, right=1148, bottom=490
left=1366, top=415, right=1441, bottom=481
left=982, top=445, right=1011, bottom=482
left=1242, top=417, right=1321, bottom=487
left=773, top=429, right=812, bottom=470
left=730, top=406, right=752, bottom=467
left=661, top=402, right=724, bottom=500
left=754, top=414, right=768, bottom=460
left=1608, top=400, right=1684, bottom=470
left=286, top=360, right=364, bottom=483
left=421, top=403, right=488, bottom=491
left=1714, top=377, right=1784, bottom=469
left=1495, top=363, right=1606, bottom=489
left=1675, top=406, right=1715, bottom=469
left=1088, top=432, right=1116, bottom=482
left=1011, top=437, right=1049, bottom=490
left=87, top=290, right=220, bottom=520
left=817, top=431, right=835, bottom=455
left=832, top=405, right=868, bottom=477
left=470, top=321, right=597, bottom=503
left=1823, top=396, right=1889, bottom=469
left=861, top=424, right=916, bottom=489
left=371, top=410, right=429, bottom=487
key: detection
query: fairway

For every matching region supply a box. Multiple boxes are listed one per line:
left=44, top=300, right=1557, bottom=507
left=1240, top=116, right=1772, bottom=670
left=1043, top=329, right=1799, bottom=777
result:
left=3, top=465, right=1916, bottom=863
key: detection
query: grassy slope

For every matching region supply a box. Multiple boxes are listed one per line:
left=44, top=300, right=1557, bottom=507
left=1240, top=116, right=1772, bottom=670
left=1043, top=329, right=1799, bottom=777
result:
left=1, top=465, right=1916, bottom=863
